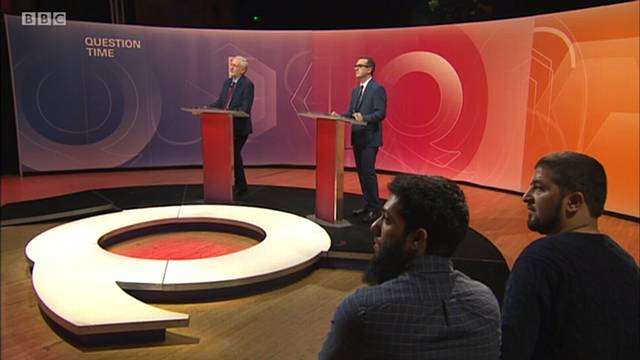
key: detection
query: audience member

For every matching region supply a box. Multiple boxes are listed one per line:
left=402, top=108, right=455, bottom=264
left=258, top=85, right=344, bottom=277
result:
left=320, top=174, right=501, bottom=359
left=501, top=151, right=639, bottom=359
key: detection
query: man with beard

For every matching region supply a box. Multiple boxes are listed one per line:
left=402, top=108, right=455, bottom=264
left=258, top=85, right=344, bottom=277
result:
left=209, top=55, right=254, bottom=197
left=501, top=152, right=639, bottom=360
left=319, top=175, right=501, bottom=359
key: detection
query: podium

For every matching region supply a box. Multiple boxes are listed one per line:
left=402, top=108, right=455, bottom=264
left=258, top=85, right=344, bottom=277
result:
left=181, top=107, right=249, bottom=204
left=299, top=112, right=359, bottom=227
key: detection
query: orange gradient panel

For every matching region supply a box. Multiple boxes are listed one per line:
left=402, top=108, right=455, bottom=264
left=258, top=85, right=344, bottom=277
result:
left=522, top=2, right=639, bottom=216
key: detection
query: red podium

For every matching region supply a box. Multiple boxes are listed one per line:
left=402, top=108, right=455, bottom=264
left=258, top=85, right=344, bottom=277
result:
left=299, top=112, right=358, bottom=227
left=182, top=107, right=249, bottom=204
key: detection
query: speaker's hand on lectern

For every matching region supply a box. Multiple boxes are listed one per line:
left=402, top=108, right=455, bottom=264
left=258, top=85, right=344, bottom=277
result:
left=330, top=111, right=339, bottom=116
left=353, top=112, right=365, bottom=123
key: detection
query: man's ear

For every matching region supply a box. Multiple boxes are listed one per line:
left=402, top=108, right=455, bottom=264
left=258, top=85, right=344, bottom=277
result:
left=407, top=228, right=428, bottom=256
left=566, top=192, right=585, bottom=214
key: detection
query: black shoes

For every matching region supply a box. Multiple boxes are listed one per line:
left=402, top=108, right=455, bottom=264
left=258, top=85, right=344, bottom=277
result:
left=234, top=186, right=248, bottom=197
left=352, top=206, right=368, bottom=215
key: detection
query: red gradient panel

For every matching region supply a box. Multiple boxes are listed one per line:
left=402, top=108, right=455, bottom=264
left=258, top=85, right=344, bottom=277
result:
left=201, top=113, right=234, bottom=203
left=315, top=119, right=344, bottom=223
left=390, top=72, right=440, bottom=133
left=312, top=26, right=488, bottom=179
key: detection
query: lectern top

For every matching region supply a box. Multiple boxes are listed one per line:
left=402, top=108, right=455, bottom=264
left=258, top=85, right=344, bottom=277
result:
left=181, top=107, right=249, bottom=118
left=297, top=112, right=359, bottom=125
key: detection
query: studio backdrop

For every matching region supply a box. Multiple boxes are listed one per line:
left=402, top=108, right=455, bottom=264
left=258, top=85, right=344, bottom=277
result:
left=5, top=2, right=638, bottom=216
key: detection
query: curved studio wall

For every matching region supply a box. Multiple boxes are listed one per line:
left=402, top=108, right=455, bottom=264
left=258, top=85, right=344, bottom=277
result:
left=5, top=2, right=638, bottom=216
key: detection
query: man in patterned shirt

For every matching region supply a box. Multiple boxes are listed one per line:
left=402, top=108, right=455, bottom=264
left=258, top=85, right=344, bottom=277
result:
left=320, top=175, right=501, bottom=359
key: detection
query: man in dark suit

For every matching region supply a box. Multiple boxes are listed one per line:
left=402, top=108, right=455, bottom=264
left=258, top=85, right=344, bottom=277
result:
left=334, top=56, right=387, bottom=222
left=209, top=56, right=255, bottom=197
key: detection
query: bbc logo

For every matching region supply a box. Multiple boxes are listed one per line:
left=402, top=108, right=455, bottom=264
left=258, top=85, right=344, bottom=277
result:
left=22, top=12, right=67, bottom=26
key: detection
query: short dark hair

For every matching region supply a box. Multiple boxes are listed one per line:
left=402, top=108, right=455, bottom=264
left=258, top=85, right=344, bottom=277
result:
left=388, top=175, right=469, bottom=256
left=535, top=151, right=607, bottom=217
left=358, top=56, right=376, bottom=75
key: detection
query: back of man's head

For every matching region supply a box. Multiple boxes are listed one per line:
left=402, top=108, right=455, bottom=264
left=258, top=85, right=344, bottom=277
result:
left=388, top=175, right=469, bottom=257
left=535, top=152, right=607, bottom=218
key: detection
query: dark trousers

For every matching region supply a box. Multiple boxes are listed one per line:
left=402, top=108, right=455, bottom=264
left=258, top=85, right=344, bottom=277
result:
left=234, top=135, right=249, bottom=190
left=353, top=145, right=381, bottom=212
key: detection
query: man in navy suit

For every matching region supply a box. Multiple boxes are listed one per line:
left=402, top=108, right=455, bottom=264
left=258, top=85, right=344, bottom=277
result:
left=210, top=56, right=255, bottom=197
left=334, top=56, right=387, bottom=222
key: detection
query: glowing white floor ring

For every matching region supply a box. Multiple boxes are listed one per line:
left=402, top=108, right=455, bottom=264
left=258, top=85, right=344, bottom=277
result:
left=25, top=205, right=331, bottom=335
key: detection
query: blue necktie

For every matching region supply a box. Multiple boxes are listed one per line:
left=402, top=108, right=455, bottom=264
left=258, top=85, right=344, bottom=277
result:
left=355, top=85, right=364, bottom=110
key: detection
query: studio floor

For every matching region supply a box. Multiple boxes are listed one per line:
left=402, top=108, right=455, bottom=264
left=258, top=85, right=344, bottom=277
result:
left=1, top=167, right=638, bottom=360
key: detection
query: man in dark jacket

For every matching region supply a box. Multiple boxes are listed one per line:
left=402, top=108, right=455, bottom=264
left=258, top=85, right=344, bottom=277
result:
left=501, top=151, right=639, bottom=360
left=210, top=55, right=254, bottom=196
left=333, top=56, right=387, bottom=222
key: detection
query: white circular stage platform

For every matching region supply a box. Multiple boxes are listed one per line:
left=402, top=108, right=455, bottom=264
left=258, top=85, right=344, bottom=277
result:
left=25, top=205, right=331, bottom=336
